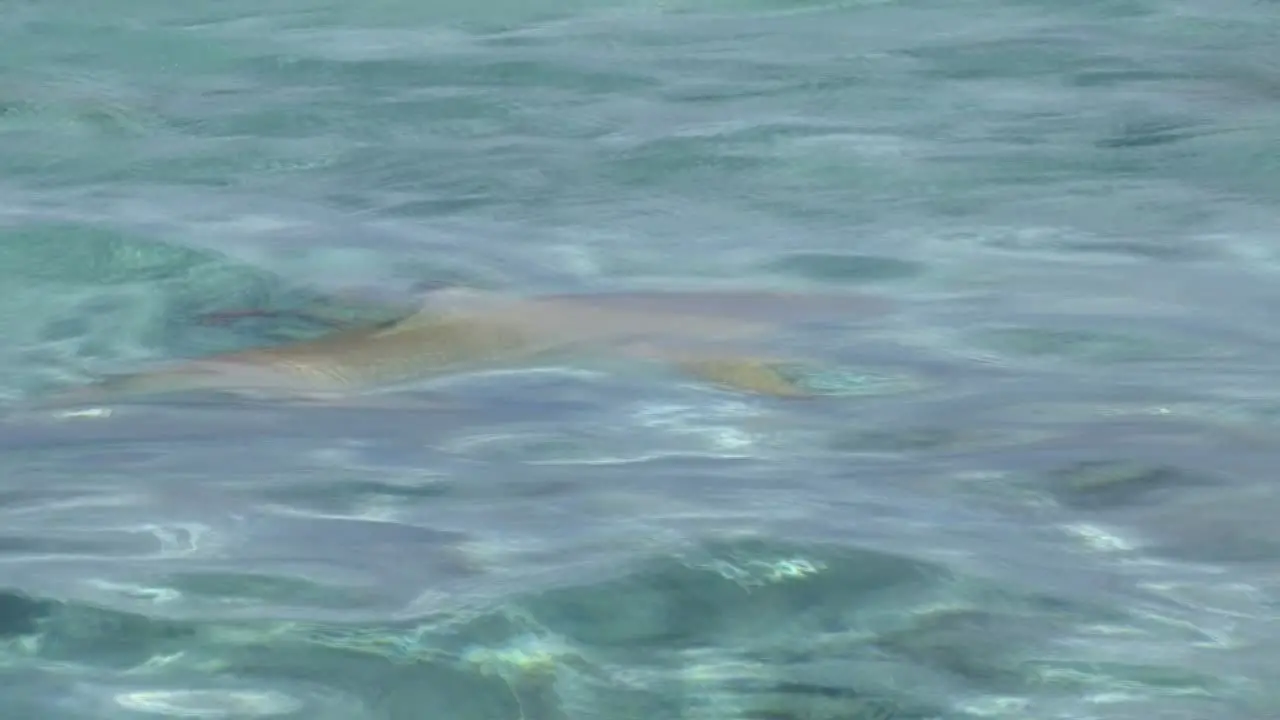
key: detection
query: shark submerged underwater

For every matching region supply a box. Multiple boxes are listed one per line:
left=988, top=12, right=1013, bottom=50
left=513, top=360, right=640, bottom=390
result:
left=37, top=285, right=893, bottom=408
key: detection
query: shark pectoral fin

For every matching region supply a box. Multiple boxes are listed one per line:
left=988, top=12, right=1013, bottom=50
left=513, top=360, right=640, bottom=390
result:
left=669, top=357, right=816, bottom=398
left=609, top=340, right=818, bottom=397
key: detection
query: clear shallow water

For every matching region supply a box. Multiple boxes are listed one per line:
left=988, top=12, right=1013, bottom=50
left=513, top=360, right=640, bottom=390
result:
left=2, top=0, right=1280, bottom=717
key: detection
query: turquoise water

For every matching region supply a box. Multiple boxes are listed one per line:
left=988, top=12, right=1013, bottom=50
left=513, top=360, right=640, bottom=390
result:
left=3, top=0, right=1280, bottom=717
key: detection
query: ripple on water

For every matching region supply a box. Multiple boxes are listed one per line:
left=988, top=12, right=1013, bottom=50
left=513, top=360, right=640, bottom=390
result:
left=113, top=689, right=304, bottom=718
left=825, top=423, right=1059, bottom=456
left=760, top=252, right=926, bottom=284
left=0, top=524, right=1260, bottom=718
left=953, top=323, right=1239, bottom=371
left=1041, top=460, right=1220, bottom=511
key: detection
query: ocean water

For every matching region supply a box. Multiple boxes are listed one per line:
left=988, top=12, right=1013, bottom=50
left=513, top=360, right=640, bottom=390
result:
left=2, top=0, right=1280, bottom=717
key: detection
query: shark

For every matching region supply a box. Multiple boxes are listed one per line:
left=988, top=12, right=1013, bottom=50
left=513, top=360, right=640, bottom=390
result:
left=38, top=285, right=892, bottom=408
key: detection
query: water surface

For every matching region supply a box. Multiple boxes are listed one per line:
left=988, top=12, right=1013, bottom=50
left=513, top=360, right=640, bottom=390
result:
left=2, top=0, right=1280, bottom=718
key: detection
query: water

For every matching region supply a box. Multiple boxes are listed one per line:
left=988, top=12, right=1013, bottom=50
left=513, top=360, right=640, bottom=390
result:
left=2, top=0, right=1279, bottom=717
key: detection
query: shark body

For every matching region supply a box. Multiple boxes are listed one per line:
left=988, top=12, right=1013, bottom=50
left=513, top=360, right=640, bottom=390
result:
left=43, top=287, right=890, bottom=407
